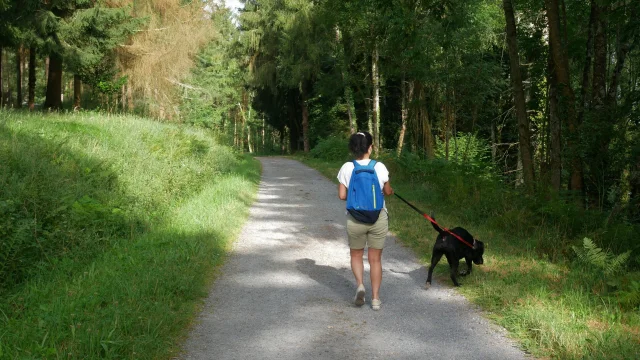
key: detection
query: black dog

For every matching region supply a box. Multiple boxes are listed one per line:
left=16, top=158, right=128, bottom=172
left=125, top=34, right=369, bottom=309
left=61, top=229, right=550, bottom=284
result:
left=425, top=218, right=484, bottom=288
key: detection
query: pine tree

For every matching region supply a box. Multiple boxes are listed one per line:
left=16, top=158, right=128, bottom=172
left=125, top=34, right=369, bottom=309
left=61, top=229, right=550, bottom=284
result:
left=6, top=0, right=141, bottom=109
left=63, top=4, right=141, bottom=108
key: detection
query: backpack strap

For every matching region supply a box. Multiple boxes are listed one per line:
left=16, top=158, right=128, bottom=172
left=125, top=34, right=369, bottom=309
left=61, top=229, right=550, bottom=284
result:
left=353, top=159, right=376, bottom=174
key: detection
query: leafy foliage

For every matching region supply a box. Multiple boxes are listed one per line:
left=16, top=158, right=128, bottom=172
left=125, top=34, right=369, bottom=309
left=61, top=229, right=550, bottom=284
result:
left=573, top=238, right=631, bottom=277
left=62, top=4, right=142, bottom=91
left=309, top=136, right=350, bottom=161
left=181, top=5, right=243, bottom=128
left=434, top=132, right=494, bottom=171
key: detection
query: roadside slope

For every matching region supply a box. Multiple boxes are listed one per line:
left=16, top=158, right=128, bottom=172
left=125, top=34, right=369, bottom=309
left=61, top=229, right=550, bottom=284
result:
left=0, top=111, right=260, bottom=359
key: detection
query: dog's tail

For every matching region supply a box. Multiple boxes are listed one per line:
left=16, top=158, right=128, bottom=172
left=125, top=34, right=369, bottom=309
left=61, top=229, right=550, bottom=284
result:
left=429, top=213, right=445, bottom=234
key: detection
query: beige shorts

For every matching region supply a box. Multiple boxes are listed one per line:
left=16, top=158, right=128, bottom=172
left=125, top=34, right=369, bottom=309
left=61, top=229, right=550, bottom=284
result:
left=346, top=209, right=388, bottom=250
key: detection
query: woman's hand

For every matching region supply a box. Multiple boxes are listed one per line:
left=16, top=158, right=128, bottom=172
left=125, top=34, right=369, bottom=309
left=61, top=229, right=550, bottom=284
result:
left=383, top=181, right=393, bottom=196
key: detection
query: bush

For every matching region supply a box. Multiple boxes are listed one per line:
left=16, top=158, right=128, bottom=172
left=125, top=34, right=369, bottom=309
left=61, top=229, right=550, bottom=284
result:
left=434, top=132, right=494, bottom=172
left=309, top=135, right=350, bottom=161
left=389, top=147, right=639, bottom=265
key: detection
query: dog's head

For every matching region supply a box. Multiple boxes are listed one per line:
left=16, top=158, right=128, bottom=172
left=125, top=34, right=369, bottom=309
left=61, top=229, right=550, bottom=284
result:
left=472, top=239, right=485, bottom=265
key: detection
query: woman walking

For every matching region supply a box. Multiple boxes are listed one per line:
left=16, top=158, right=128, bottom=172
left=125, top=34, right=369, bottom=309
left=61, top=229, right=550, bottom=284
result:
left=337, top=131, right=393, bottom=310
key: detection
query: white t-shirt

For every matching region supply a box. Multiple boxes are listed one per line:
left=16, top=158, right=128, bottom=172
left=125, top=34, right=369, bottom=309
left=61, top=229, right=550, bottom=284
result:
left=337, top=159, right=390, bottom=209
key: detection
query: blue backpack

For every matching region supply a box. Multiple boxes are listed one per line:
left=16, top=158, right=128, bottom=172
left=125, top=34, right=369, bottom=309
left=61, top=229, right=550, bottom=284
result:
left=346, top=160, right=384, bottom=224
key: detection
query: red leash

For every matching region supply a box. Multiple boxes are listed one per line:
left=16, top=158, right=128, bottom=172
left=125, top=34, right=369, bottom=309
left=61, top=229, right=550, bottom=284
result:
left=394, top=193, right=475, bottom=249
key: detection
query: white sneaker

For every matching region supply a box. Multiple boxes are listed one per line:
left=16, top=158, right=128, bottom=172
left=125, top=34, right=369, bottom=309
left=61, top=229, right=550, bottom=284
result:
left=371, top=299, right=382, bottom=311
left=354, top=284, right=365, bottom=306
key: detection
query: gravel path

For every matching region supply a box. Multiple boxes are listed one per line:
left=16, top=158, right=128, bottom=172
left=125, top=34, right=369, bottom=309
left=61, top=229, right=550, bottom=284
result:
left=180, top=157, right=528, bottom=360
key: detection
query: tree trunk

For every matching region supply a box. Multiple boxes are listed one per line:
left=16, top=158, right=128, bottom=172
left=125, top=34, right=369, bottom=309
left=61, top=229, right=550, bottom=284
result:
left=578, top=1, right=596, bottom=125
left=397, top=74, right=408, bottom=157
left=28, top=46, right=36, bottom=110
left=73, top=75, right=82, bottom=109
left=234, top=112, right=238, bottom=148
left=589, top=1, right=610, bottom=207
left=67, top=79, right=72, bottom=105
left=503, top=0, right=535, bottom=191
left=0, top=46, right=3, bottom=107
left=491, top=111, right=497, bottom=162
left=591, top=2, right=607, bottom=111
left=607, top=11, right=635, bottom=106
left=337, top=26, right=357, bottom=134
left=366, top=97, right=372, bottom=134
left=127, top=81, right=134, bottom=111
left=287, top=99, right=298, bottom=151
left=419, top=84, right=434, bottom=159
left=240, top=92, right=249, bottom=151
left=22, top=48, right=26, bottom=97
left=345, top=86, right=356, bottom=134
left=410, top=81, right=434, bottom=158
left=238, top=105, right=247, bottom=151
left=630, top=152, right=640, bottom=220
left=452, top=97, right=458, bottom=160
left=4, top=50, right=11, bottom=106
left=239, top=113, right=245, bottom=151
left=548, top=53, right=562, bottom=191
left=300, top=85, right=310, bottom=153
left=445, top=98, right=450, bottom=160
left=247, top=99, right=253, bottom=150
left=371, top=44, right=380, bottom=153
left=44, top=56, right=49, bottom=85
left=546, top=0, right=582, bottom=193
left=15, top=46, right=22, bottom=108
left=121, top=85, right=126, bottom=111
left=44, top=52, right=63, bottom=109
left=516, top=149, right=524, bottom=187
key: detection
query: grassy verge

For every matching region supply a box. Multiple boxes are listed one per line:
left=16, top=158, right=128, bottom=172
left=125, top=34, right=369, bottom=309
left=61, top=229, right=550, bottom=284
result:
left=298, top=151, right=640, bottom=360
left=0, top=110, right=260, bottom=359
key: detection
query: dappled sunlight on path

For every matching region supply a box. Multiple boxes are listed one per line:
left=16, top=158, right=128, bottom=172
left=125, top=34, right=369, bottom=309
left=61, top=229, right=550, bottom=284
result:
left=180, top=157, right=527, bottom=359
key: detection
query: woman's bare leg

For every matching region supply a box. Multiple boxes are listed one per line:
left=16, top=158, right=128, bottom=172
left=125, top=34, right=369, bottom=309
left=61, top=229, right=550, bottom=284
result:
left=350, top=248, right=365, bottom=286
left=367, top=248, right=383, bottom=300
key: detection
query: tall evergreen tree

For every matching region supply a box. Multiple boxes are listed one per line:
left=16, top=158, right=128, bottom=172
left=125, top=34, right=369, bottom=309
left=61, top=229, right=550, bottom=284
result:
left=503, top=0, right=535, bottom=191
left=15, top=0, right=140, bottom=109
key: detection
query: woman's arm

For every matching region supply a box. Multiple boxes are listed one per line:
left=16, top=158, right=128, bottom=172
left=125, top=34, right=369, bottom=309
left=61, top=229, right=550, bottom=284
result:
left=383, top=181, right=394, bottom=196
left=338, top=183, right=348, bottom=200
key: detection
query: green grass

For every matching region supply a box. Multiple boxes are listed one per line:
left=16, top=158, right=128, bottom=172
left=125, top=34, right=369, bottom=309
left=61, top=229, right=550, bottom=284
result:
left=0, top=110, right=261, bottom=359
left=298, top=150, right=640, bottom=360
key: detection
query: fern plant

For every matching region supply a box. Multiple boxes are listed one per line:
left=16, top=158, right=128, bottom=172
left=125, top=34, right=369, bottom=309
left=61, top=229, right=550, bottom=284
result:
left=573, top=238, right=631, bottom=276
left=618, top=280, right=640, bottom=310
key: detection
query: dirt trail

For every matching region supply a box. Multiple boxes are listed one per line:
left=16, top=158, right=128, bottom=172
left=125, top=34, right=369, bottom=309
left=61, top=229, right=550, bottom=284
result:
left=181, top=157, right=527, bottom=360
